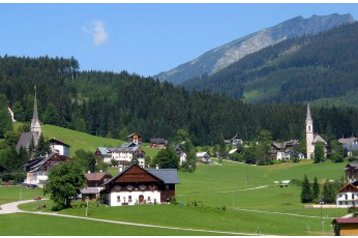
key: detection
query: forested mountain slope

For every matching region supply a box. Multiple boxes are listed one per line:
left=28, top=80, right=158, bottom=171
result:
left=1, top=56, right=358, bottom=145
left=182, top=22, right=358, bottom=106
left=156, top=14, right=354, bottom=85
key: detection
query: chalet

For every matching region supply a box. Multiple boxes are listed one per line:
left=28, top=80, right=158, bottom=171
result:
left=336, top=181, right=358, bottom=207
left=23, top=153, right=70, bottom=187
left=332, top=217, right=358, bottom=236
left=80, top=171, right=112, bottom=200
left=48, top=138, right=70, bottom=157
left=150, top=138, right=168, bottom=149
left=174, top=144, right=187, bottom=166
left=269, top=140, right=302, bottom=161
left=100, top=164, right=179, bottom=206
left=224, top=134, right=243, bottom=146
left=345, top=161, right=358, bottom=182
left=196, top=152, right=211, bottom=163
left=339, top=137, right=358, bottom=157
left=95, top=143, right=146, bottom=168
left=127, top=132, right=143, bottom=145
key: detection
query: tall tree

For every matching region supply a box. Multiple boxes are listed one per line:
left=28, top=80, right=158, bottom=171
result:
left=312, top=176, right=320, bottom=201
left=152, top=147, right=179, bottom=169
left=44, top=161, right=85, bottom=211
left=301, top=175, right=312, bottom=203
left=314, top=143, right=325, bottom=163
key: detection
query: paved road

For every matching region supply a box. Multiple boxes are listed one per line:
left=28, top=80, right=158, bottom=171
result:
left=0, top=200, right=269, bottom=236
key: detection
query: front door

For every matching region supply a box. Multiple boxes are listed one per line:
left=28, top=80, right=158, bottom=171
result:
left=139, top=195, right=144, bottom=204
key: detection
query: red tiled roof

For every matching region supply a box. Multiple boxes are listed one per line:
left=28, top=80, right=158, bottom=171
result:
left=333, top=217, right=358, bottom=224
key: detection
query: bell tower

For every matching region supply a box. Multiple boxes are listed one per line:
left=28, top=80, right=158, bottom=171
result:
left=30, top=86, right=41, bottom=146
left=306, top=103, right=314, bottom=159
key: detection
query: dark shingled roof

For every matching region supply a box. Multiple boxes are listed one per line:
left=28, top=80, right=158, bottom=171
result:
left=146, top=168, right=179, bottom=184
left=48, top=138, right=70, bottom=147
left=16, top=132, right=33, bottom=152
left=150, top=138, right=168, bottom=145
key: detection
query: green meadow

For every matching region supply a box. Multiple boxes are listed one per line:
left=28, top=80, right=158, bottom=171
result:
left=0, top=213, right=217, bottom=236
left=0, top=186, right=44, bottom=206
left=41, top=124, right=159, bottom=157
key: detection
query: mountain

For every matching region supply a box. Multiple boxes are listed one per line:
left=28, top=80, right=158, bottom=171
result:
left=155, top=14, right=354, bottom=85
left=182, top=21, right=358, bottom=106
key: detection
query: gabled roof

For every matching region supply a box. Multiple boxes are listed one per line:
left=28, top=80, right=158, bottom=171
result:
left=85, top=172, right=112, bottom=181
left=120, top=142, right=137, bottom=148
left=104, top=164, right=179, bottom=185
left=16, top=132, right=33, bottom=151
left=346, top=161, right=358, bottom=169
left=196, top=152, right=209, bottom=157
left=24, top=153, right=70, bottom=173
left=48, top=138, right=70, bottom=147
left=313, top=134, right=327, bottom=144
left=337, top=183, right=358, bottom=193
left=96, top=147, right=110, bottom=155
left=127, top=132, right=142, bottom=138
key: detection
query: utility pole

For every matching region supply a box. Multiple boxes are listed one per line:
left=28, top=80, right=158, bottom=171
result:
left=85, top=199, right=89, bottom=217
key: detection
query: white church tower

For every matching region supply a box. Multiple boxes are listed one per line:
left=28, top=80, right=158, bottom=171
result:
left=30, top=86, right=41, bottom=146
left=306, top=103, right=314, bottom=159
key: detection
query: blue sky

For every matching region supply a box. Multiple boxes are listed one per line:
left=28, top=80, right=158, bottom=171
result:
left=1, top=3, right=358, bottom=76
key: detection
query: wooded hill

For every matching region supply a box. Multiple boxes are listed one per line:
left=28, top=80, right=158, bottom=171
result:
left=182, top=22, right=358, bottom=106
left=1, top=56, right=358, bottom=145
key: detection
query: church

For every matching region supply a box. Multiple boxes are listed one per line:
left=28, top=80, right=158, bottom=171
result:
left=16, top=88, right=42, bottom=153
left=305, top=103, right=327, bottom=159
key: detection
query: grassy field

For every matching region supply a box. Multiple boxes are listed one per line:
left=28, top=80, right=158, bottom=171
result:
left=0, top=185, right=44, bottom=206
left=0, top=213, right=217, bottom=236
left=41, top=124, right=159, bottom=158
left=16, top=159, right=349, bottom=236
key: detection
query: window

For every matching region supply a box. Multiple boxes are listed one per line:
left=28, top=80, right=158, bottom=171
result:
left=353, top=194, right=355, bottom=199
left=128, top=195, right=132, bottom=202
left=339, top=201, right=343, bottom=205
left=147, top=196, right=151, bottom=202
left=165, top=185, right=169, bottom=190
left=117, top=196, right=120, bottom=202
left=345, top=194, right=348, bottom=200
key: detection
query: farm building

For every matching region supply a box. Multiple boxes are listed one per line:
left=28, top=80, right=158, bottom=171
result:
left=345, top=161, right=358, bottom=182
left=127, top=132, right=143, bottom=145
left=338, top=137, right=358, bottom=157
left=48, top=138, right=70, bottom=157
left=332, top=217, right=358, bottom=236
left=150, top=138, right=168, bottom=149
left=100, top=164, right=179, bottom=206
left=196, top=152, right=211, bottom=163
left=23, top=153, right=70, bottom=187
left=80, top=171, right=112, bottom=200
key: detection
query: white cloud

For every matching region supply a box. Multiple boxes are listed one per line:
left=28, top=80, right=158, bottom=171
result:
left=92, top=20, right=108, bottom=46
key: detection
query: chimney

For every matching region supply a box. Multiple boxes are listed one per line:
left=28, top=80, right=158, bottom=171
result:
left=156, top=164, right=159, bottom=170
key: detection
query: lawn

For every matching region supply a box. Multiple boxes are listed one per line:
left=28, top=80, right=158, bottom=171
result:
left=0, top=213, right=217, bottom=236
left=0, top=185, right=44, bottom=206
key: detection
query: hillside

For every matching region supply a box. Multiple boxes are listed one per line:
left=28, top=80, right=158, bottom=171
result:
left=183, top=22, right=358, bottom=106
left=17, top=123, right=159, bottom=158
left=155, top=14, right=354, bottom=85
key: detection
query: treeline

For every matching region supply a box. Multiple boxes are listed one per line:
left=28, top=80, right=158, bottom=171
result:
left=1, top=56, right=358, bottom=145
left=182, top=22, right=358, bottom=105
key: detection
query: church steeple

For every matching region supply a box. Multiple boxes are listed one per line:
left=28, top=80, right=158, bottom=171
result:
left=30, top=86, right=41, bottom=146
left=31, top=86, right=39, bottom=125
left=306, top=103, right=314, bottom=159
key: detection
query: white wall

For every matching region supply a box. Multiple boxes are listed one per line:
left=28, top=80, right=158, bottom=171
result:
left=336, top=192, right=358, bottom=207
left=24, top=172, right=48, bottom=187
left=109, top=191, right=161, bottom=206
left=50, top=145, right=70, bottom=157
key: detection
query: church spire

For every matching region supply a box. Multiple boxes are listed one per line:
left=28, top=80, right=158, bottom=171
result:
left=306, top=103, right=312, bottom=121
left=31, top=85, right=39, bottom=124
left=30, top=85, right=41, bottom=146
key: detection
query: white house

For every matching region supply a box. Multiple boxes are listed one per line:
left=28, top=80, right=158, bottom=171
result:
left=196, top=152, right=211, bottom=163
left=95, top=142, right=146, bottom=168
left=48, top=138, right=70, bottom=157
left=101, top=164, right=179, bottom=206
left=336, top=181, right=358, bottom=207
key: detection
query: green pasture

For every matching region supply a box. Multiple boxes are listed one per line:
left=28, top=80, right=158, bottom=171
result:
left=41, top=124, right=159, bottom=158
left=0, top=213, right=217, bottom=236
left=0, top=185, right=44, bottom=206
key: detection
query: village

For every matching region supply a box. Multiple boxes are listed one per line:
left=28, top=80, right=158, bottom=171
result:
left=0, top=89, right=355, bottom=236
